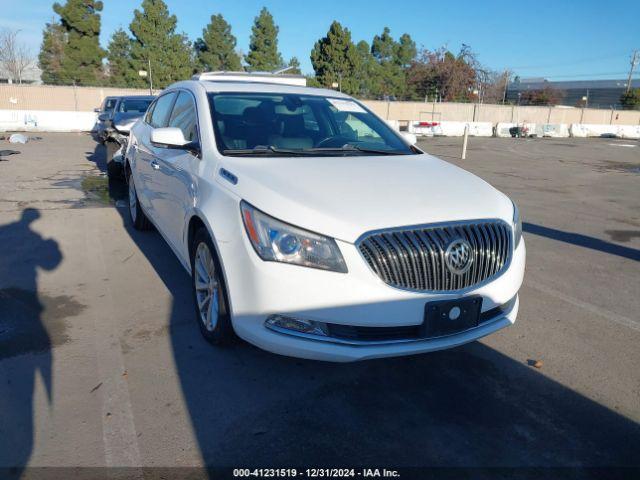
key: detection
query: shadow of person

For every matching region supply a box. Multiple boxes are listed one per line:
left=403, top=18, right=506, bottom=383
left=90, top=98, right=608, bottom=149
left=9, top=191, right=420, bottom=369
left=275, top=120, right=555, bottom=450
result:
left=0, top=208, right=62, bottom=476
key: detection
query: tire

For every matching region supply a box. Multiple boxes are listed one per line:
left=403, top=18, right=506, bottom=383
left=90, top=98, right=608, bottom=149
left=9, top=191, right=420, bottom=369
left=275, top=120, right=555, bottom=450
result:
left=107, top=158, right=122, bottom=179
left=127, top=169, right=152, bottom=231
left=191, top=227, right=235, bottom=344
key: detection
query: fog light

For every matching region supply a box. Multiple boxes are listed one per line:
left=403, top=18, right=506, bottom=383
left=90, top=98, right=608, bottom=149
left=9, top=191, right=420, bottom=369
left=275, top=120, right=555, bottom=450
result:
left=265, top=315, right=329, bottom=336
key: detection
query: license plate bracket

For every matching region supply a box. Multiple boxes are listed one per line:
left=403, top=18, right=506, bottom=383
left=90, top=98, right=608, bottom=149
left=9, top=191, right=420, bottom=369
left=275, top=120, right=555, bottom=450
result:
left=422, top=296, right=483, bottom=338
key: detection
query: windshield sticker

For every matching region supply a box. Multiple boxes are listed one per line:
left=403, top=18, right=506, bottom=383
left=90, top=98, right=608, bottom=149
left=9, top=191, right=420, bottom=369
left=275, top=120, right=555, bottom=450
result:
left=327, top=98, right=367, bottom=113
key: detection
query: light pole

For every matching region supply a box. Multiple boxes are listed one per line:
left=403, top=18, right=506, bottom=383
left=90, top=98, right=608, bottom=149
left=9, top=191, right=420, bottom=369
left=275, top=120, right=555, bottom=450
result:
left=625, top=50, right=638, bottom=94
left=138, top=59, right=153, bottom=95
left=502, top=74, right=509, bottom=104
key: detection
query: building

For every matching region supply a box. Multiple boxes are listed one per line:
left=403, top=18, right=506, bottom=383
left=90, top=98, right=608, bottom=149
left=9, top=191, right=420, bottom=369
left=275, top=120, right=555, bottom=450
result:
left=506, top=78, right=640, bottom=109
left=0, top=64, right=42, bottom=85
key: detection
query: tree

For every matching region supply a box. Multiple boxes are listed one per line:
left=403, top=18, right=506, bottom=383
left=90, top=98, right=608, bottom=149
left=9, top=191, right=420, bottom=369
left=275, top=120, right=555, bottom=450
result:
left=520, top=86, right=564, bottom=106
left=310, top=21, right=360, bottom=94
left=106, top=28, right=136, bottom=87
left=620, top=88, right=640, bottom=110
left=286, top=56, right=301, bottom=74
left=244, top=7, right=283, bottom=71
left=52, top=0, right=105, bottom=85
left=481, top=69, right=511, bottom=104
left=371, top=27, right=415, bottom=98
left=396, top=33, right=417, bottom=68
left=354, top=40, right=381, bottom=98
left=39, top=21, right=66, bottom=84
left=406, top=47, right=477, bottom=102
left=129, top=0, right=194, bottom=88
left=305, top=75, right=322, bottom=88
left=0, top=29, right=34, bottom=84
left=195, top=14, right=242, bottom=72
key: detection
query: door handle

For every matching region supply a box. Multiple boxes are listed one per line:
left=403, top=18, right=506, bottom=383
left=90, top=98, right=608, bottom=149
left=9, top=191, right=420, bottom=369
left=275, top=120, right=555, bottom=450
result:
left=151, top=160, right=160, bottom=170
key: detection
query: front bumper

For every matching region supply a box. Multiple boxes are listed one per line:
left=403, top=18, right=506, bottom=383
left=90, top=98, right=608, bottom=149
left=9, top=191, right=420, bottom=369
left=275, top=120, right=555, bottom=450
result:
left=251, top=296, right=519, bottom=362
left=217, top=211, right=526, bottom=362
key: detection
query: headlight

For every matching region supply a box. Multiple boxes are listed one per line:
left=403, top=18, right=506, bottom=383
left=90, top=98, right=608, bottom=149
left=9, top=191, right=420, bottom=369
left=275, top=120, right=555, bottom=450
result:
left=512, top=201, right=522, bottom=249
left=241, top=201, right=347, bottom=273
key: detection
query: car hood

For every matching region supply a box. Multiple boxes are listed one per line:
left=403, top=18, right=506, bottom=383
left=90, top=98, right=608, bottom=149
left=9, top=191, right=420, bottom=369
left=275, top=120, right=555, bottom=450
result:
left=219, top=153, right=514, bottom=243
left=112, top=113, right=143, bottom=132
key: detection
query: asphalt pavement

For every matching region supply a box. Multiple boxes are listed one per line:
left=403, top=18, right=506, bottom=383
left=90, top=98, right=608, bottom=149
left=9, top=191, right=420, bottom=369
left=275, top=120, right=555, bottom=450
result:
left=0, top=133, right=638, bottom=478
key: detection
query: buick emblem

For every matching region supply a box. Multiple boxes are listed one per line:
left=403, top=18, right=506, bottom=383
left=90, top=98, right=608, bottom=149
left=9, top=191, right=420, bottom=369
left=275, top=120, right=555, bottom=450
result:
left=445, top=238, right=473, bottom=275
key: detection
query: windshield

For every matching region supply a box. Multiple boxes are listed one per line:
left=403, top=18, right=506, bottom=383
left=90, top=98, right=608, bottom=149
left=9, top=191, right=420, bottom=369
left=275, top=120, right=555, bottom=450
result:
left=118, top=99, right=153, bottom=114
left=207, top=92, right=415, bottom=156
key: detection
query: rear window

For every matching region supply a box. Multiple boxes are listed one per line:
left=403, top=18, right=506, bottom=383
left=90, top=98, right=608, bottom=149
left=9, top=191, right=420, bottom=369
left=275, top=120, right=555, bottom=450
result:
left=118, top=99, right=153, bottom=113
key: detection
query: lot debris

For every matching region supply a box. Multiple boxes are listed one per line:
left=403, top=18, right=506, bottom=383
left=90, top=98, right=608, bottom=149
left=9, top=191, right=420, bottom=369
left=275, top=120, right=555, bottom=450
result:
left=8, top=134, right=29, bottom=144
left=90, top=382, right=103, bottom=393
left=1, top=134, right=42, bottom=143
left=527, top=359, right=544, bottom=369
left=0, top=149, right=20, bottom=161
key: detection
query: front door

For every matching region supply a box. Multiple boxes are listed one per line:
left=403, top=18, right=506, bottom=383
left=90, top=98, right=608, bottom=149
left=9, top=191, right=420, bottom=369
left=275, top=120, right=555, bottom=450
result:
left=151, top=91, right=201, bottom=257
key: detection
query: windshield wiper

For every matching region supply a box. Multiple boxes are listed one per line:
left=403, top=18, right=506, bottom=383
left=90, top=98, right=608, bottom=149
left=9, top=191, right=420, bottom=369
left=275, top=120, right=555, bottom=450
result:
left=304, top=144, right=409, bottom=155
left=223, top=144, right=409, bottom=157
left=222, top=145, right=315, bottom=156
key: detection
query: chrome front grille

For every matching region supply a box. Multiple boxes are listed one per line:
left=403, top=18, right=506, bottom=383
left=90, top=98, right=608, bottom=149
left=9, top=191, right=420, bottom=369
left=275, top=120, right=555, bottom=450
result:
left=358, top=221, right=512, bottom=292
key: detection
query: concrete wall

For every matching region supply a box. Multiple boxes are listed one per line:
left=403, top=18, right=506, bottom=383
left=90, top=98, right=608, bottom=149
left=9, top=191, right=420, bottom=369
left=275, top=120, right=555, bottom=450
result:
left=365, top=99, right=640, bottom=126
left=0, top=110, right=97, bottom=132
left=0, top=84, right=157, bottom=112
left=2, top=84, right=639, bottom=125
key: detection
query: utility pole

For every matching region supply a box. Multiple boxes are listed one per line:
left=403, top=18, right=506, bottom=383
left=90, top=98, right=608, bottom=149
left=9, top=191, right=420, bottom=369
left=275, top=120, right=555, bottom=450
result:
left=502, top=74, right=509, bottom=104
left=148, top=58, right=153, bottom=95
left=626, top=50, right=638, bottom=93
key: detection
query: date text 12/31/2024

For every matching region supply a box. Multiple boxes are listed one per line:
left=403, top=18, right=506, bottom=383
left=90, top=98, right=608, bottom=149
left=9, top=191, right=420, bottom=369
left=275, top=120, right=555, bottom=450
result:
left=233, top=468, right=400, bottom=478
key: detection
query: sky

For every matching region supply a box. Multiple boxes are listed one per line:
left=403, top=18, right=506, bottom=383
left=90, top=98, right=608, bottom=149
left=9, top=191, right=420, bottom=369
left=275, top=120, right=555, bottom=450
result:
left=2, top=0, right=639, bottom=80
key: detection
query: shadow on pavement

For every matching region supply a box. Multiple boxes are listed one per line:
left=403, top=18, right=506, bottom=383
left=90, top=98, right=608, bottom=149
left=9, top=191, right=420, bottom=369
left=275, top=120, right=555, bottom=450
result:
left=106, top=179, right=640, bottom=472
left=85, top=141, right=127, bottom=202
left=524, top=222, right=640, bottom=262
left=0, top=209, right=63, bottom=477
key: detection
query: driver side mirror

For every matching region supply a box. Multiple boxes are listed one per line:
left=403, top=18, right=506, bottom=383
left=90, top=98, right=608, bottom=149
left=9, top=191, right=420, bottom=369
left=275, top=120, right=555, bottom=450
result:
left=401, top=132, right=417, bottom=146
left=151, top=127, right=200, bottom=157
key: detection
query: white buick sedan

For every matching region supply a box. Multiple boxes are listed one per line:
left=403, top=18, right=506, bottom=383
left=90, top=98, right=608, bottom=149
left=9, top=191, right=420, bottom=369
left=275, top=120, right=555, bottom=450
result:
left=125, top=72, right=526, bottom=362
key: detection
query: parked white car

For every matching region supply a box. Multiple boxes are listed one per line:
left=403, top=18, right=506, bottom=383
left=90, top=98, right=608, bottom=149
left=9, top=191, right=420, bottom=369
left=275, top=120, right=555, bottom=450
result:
left=125, top=72, right=526, bottom=362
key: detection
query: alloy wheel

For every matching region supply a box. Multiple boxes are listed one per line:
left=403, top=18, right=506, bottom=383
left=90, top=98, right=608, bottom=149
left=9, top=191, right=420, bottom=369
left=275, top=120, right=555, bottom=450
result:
left=194, top=242, right=219, bottom=332
left=128, top=177, right=137, bottom=223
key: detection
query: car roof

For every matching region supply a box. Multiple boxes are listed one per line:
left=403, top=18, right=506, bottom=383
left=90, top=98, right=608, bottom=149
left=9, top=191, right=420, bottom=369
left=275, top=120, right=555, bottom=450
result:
left=167, top=80, right=353, bottom=99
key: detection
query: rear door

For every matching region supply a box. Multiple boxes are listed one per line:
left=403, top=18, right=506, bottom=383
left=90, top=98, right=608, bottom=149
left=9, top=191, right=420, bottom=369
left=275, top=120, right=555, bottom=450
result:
left=134, top=92, right=177, bottom=217
left=152, top=90, right=201, bottom=255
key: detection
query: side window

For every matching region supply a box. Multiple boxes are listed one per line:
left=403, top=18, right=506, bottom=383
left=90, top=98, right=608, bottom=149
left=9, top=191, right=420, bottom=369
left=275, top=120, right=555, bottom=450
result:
left=144, top=101, right=156, bottom=124
left=149, top=92, right=177, bottom=128
left=168, top=92, right=198, bottom=142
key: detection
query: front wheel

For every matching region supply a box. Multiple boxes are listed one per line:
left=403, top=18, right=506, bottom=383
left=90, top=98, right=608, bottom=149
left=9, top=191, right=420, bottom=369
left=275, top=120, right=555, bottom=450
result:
left=191, top=228, right=234, bottom=344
